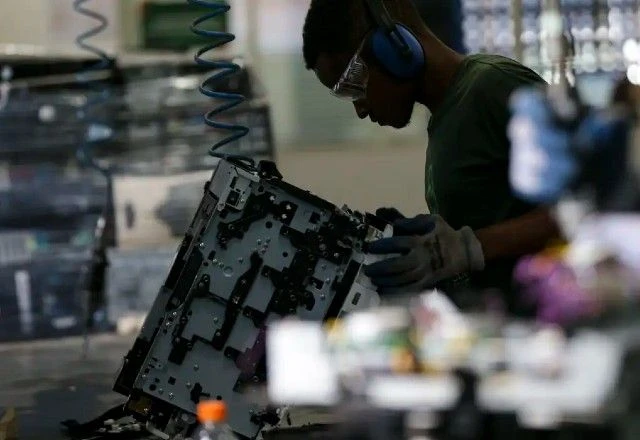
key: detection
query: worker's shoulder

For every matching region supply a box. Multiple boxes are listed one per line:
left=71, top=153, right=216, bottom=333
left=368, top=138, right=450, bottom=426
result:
left=462, top=53, right=545, bottom=90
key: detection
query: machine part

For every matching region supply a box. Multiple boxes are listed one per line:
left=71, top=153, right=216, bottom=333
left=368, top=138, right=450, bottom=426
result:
left=113, top=159, right=392, bottom=439
left=188, top=0, right=252, bottom=165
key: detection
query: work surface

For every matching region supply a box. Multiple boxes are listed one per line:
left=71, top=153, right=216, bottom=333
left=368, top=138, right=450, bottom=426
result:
left=0, top=334, right=136, bottom=440
left=0, top=334, right=333, bottom=440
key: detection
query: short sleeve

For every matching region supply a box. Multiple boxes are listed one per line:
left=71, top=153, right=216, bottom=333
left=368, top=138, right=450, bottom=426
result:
left=475, top=60, right=546, bottom=160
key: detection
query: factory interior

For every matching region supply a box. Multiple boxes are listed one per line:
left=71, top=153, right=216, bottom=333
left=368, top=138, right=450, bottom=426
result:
left=0, top=0, right=639, bottom=439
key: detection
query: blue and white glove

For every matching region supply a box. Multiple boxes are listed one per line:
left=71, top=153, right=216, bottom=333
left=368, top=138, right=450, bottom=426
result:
left=508, top=88, right=578, bottom=204
left=364, top=214, right=485, bottom=295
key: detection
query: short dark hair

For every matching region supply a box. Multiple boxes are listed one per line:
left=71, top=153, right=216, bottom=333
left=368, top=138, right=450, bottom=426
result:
left=302, top=0, right=430, bottom=70
left=302, top=0, right=366, bottom=70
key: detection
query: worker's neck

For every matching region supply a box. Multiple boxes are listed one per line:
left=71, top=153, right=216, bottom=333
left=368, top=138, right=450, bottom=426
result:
left=415, top=39, right=465, bottom=113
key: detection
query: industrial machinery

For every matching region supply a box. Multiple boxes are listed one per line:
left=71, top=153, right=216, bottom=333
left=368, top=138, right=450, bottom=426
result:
left=112, top=159, right=392, bottom=439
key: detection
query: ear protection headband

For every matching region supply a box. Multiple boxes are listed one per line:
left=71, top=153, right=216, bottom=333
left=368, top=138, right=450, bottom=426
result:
left=363, top=0, right=425, bottom=80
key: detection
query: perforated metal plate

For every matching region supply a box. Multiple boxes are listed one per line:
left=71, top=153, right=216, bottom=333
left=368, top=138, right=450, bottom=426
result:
left=113, top=159, right=391, bottom=439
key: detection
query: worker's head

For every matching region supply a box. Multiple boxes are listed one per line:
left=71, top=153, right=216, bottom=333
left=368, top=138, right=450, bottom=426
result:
left=303, top=0, right=451, bottom=128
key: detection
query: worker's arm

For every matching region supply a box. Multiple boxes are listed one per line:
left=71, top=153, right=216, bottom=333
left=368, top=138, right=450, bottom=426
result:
left=475, top=207, right=561, bottom=261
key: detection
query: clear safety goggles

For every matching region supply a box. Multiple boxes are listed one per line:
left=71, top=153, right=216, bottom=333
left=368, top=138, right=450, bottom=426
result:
left=331, top=39, right=369, bottom=102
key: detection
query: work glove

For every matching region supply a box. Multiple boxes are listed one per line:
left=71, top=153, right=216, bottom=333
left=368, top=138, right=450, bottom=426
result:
left=375, top=207, right=406, bottom=224
left=508, top=88, right=578, bottom=204
left=364, top=214, right=485, bottom=295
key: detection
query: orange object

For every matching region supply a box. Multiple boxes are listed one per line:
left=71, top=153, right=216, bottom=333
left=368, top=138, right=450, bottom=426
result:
left=197, top=400, right=228, bottom=423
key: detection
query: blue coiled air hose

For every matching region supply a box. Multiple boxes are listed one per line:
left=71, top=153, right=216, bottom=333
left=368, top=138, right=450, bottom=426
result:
left=188, top=0, right=253, bottom=166
left=73, top=0, right=113, bottom=178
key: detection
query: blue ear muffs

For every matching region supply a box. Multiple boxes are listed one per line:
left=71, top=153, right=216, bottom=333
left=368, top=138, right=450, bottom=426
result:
left=369, top=24, right=425, bottom=80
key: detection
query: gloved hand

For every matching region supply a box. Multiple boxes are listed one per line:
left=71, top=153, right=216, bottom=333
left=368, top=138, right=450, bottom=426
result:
left=364, top=214, right=485, bottom=295
left=508, top=88, right=578, bottom=204
left=375, top=207, right=406, bottom=224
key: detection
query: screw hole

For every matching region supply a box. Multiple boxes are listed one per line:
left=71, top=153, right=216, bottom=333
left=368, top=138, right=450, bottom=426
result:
left=216, top=395, right=223, bottom=400
left=149, top=384, right=157, bottom=391
left=266, top=221, right=273, bottom=229
left=282, top=252, right=288, bottom=257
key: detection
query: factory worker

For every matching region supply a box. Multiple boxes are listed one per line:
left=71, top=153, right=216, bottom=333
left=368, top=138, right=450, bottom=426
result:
left=302, top=0, right=561, bottom=314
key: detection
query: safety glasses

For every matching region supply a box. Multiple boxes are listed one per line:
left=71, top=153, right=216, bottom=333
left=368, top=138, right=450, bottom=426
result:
left=331, top=38, right=369, bottom=102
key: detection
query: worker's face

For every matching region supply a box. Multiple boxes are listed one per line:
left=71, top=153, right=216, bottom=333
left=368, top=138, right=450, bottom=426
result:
left=314, top=49, right=417, bottom=129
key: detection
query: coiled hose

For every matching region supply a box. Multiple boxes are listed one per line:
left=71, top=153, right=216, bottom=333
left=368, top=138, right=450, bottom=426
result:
left=73, top=0, right=113, bottom=178
left=188, top=0, right=253, bottom=166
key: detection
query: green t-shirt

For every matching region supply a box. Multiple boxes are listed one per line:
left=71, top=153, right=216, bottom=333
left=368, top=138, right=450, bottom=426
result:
left=425, top=54, right=545, bottom=312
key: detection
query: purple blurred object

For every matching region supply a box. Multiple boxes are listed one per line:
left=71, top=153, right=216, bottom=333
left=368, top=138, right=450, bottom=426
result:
left=515, top=255, right=599, bottom=325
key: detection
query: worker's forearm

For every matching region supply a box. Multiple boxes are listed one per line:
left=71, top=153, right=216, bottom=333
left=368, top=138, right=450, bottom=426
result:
left=474, top=207, right=561, bottom=261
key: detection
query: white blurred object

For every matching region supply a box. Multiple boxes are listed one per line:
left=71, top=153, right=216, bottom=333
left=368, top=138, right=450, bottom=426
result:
left=418, top=289, right=460, bottom=316
left=266, top=319, right=340, bottom=406
left=565, top=214, right=640, bottom=271
left=628, top=64, right=640, bottom=85
left=366, top=375, right=461, bottom=411
left=482, top=331, right=622, bottom=427
left=553, top=196, right=595, bottom=240
left=622, top=39, right=640, bottom=63
left=415, top=290, right=475, bottom=371
left=522, top=326, right=567, bottom=378
left=116, top=313, right=146, bottom=336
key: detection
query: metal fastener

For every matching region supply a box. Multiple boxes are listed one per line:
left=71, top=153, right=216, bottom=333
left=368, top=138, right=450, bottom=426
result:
left=213, top=317, right=219, bottom=323
left=218, top=262, right=224, bottom=268
left=320, top=294, right=326, bottom=300
left=199, top=242, right=205, bottom=249
left=186, top=382, right=192, bottom=388
left=158, top=388, right=164, bottom=395
left=238, top=257, right=244, bottom=263
left=169, top=393, right=174, bottom=400
left=194, top=364, right=199, bottom=371
left=212, top=258, right=218, bottom=264
left=257, top=239, right=262, bottom=245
